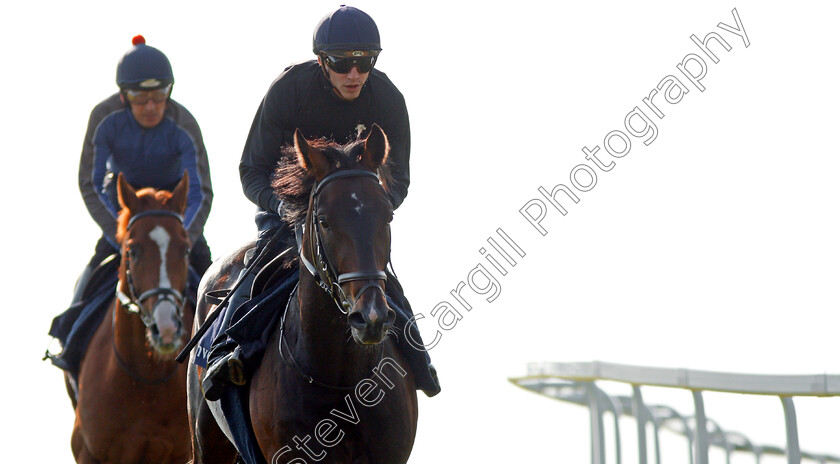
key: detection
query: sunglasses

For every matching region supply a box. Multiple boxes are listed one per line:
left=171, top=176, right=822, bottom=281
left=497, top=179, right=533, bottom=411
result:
left=125, top=84, right=172, bottom=105
left=322, top=52, right=378, bottom=74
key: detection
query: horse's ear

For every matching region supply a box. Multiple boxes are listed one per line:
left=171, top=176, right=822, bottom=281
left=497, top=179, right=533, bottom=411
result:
left=117, top=173, right=139, bottom=212
left=361, top=123, right=389, bottom=171
left=167, top=170, right=189, bottom=215
left=295, top=129, right=330, bottom=179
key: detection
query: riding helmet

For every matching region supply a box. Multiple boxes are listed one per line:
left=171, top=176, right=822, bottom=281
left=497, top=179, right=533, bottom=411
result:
left=312, top=6, right=381, bottom=54
left=116, top=35, right=174, bottom=90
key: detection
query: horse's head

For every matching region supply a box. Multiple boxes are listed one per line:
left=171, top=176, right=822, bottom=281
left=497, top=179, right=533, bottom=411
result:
left=116, top=172, right=191, bottom=354
left=292, top=125, right=396, bottom=345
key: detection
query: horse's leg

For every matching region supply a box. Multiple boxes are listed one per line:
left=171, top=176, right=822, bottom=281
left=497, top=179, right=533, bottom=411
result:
left=190, top=400, right=239, bottom=463
left=188, top=361, right=238, bottom=463
left=71, top=414, right=84, bottom=462
left=64, top=372, right=78, bottom=409
left=187, top=245, right=250, bottom=464
left=75, top=448, right=100, bottom=464
left=72, top=417, right=101, bottom=464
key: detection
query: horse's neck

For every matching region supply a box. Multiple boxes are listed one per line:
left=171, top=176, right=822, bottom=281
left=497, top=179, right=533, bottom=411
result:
left=294, top=272, right=347, bottom=345
left=290, top=271, right=381, bottom=382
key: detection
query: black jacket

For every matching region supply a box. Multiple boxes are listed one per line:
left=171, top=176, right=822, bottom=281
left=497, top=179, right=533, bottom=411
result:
left=240, top=60, right=410, bottom=214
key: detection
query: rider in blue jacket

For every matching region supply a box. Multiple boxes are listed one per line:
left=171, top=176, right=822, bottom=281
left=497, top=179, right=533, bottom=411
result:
left=74, top=35, right=214, bottom=301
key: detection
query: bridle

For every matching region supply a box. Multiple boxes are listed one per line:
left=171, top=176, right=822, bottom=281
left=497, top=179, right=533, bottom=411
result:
left=277, top=169, right=392, bottom=389
left=115, top=210, right=187, bottom=329
left=298, top=169, right=389, bottom=314
left=111, top=209, right=187, bottom=384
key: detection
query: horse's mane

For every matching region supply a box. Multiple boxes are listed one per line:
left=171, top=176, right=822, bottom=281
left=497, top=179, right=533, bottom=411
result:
left=271, top=138, right=394, bottom=228
left=115, top=188, right=175, bottom=245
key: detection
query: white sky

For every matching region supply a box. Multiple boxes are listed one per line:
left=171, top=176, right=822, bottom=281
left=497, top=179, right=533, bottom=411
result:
left=2, top=1, right=839, bottom=462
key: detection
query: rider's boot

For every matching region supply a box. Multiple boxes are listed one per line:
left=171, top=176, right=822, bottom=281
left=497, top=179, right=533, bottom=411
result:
left=399, top=314, right=441, bottom=397
left=202, top=343, right=246, bottom=401
left=386, top=273, right=441, bottom=397
left=202, top=267, right=257, bottom=401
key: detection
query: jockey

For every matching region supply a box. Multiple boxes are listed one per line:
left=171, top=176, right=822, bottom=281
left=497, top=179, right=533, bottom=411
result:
left=201, top=6, right=440, bottom=400
left=75, top=35, right=214, bottom=302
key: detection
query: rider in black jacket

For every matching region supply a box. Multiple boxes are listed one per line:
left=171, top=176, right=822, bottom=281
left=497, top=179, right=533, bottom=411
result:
left=202, top=6, right=439, bottom=401
left=240, top=60, right=410, bottom=215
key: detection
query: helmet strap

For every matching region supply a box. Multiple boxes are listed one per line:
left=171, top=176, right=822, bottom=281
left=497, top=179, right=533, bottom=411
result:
left=317, top=54, right=344, bottom=99
left=317, top=54, right=331, bottom=79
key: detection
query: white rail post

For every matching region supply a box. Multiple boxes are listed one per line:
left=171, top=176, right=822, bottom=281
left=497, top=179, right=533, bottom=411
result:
left=692, top=390, right=709, bottom=464
left=586, top=381, right=606, bottom=464
left=633, top=385, right=649, bottom=464
left=781, top=396, right=801, bottom=464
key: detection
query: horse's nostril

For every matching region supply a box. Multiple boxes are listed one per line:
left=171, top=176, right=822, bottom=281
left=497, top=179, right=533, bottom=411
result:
left=386, top=309, right=396, bottom=326
left=348, top=312, right=367, bottom=329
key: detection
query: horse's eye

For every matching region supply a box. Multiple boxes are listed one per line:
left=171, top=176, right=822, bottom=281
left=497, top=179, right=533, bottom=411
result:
left=184, top=247, right=191, bottom=257
left=318, top=216, right=330, bottom=230
left=128, top=248, right=139, bottom=259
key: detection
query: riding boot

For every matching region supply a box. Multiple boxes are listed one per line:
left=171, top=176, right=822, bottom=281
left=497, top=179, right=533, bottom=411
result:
left=202, top=267, right=257, bottom=401
left=398, top=312, right=441, bottom=397
left=386, top=273, right=441, bottom=397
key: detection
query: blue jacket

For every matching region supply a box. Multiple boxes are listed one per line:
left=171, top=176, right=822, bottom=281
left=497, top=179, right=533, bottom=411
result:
left=79, top=93, right=213, bottom=249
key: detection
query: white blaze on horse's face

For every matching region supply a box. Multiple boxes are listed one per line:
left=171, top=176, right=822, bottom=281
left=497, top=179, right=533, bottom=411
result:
left=148, top=225, right=179, bottom=345
left=350, top=192, right=365, bottom=215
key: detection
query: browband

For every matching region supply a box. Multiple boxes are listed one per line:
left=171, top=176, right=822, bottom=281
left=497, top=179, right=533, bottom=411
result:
left=127, top=210, right=184, bottom=230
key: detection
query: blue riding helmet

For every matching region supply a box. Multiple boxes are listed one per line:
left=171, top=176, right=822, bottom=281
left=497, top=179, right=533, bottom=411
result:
left=116, top=35, right=174, bottom=90
left=312, top=6, right=381, bottom=54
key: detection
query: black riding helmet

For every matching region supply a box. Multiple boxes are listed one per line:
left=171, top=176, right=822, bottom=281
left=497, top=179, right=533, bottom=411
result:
left=116, top=35, right=174, bottom=90
left=313, top=5, right=381, bottom=54
left=313, top=6, right=382, bottom=82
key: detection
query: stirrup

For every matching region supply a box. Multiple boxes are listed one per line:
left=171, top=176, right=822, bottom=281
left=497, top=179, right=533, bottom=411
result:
left=202, top=347, right=246, bottom=401
left=228, top=348, right=246, bottom=386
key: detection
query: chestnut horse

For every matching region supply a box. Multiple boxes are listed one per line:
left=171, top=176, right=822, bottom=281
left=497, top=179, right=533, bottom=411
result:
left=187, top=125, right=418, bottom=464
left=70, top=173, right=194, bottom=463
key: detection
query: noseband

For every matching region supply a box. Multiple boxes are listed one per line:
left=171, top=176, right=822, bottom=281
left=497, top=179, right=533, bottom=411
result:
left=298, top=170, right=389, bottom=314
left=115, top=210, right=187, bottom=328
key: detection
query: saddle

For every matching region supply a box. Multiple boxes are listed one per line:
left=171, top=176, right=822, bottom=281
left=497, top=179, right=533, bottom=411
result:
left=203, top=246, right=296, bottom=307
left=80, top=254, right=121, bottom=301
left=253, top=246, right=296, bottom=296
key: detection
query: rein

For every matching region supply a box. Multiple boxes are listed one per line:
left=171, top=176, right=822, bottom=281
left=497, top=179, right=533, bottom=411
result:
left=298, top=169, right=388, bottom=314
left=110, top=304, right=180, bottom=385
left=278, top=285, right=385, bottom=390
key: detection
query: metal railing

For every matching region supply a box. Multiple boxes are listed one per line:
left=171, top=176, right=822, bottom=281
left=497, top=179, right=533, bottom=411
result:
left=510, top=361, right=840, bottom=464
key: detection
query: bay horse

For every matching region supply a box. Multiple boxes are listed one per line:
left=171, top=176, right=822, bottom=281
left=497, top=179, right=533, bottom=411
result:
left=187, top=125, right=418, bottom=464
left=70, top=173, right=194, bottom=463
